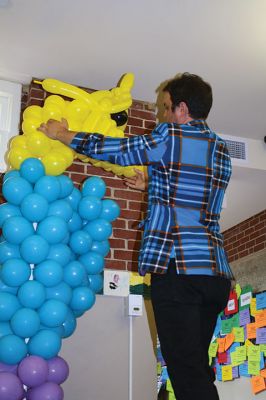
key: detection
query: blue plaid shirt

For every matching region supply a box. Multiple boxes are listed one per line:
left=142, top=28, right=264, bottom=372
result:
left=70, top=120, right=234, bottom=279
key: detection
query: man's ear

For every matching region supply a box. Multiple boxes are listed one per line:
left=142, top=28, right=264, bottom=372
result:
left=178, top=101, right=189, bottom=116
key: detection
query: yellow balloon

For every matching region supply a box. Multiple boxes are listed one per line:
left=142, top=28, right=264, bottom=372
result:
left=23, top=105, right=43, bottom=121
left=26, top=132, right=52, bottom=157
left=44, top=95, right=66, bottom=112
left=51, top=142, right=74, bottom=165
left=7, top=147, right=31, bottom=169
left=10, top=135, right=28, bottom=149
left=67, top=118, right=82, bottom=132
left=67, top=100, right=90, bottom=122
left=22, top=117, right=42, bottom=135
left=42, top=104, right=62, bottom=123
left=42, top=151, right=68, bottom=176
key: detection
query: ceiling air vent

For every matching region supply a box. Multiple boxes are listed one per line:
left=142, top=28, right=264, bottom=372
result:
left=224, top=139, right=247, bottom=161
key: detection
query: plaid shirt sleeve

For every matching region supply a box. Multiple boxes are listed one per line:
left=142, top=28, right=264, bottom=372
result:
left=70, top=123, right=169, bottom=165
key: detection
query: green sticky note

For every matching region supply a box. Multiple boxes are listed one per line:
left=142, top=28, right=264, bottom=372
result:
left=221, top=319, right=233, bottom=334
left=230, top=313, right=240, bottom=328
left=208, top=341, right=218, bottom=357
left=157, top=362, right=161, bottom=375
left=231, top=351, right=243, bottom=367
left=169, top=393, right=176, bottom=400
left=247, top=345, right=261, bottom=362
left=233, top=327, right=245, bottom=342
left=166, top=379, right=174, bottom=393
left=260, top=344, right=266, bottom=356
left=248, top=360, right=260, bottom=376
left=235, top=345, right=247, bottom=362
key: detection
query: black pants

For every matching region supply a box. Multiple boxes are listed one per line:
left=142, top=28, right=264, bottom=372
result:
left=151, top=259, right=231, bottom=400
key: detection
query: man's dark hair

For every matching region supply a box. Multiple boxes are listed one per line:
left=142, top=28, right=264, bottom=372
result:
left=163, top=73, right=213, bottom=119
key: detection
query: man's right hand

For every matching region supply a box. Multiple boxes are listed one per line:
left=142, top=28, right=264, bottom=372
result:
left=124, top=168, right=147, bottom=191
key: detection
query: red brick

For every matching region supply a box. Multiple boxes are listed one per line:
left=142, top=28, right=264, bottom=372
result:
left=69, top=173, right=86, bottom=185
left=130, top=126, right=153, bottom=136
left=120, top=209, right=142, bottom=220
left=113, top=229, right=142, bottom=241
left=144, top=120, right=156, bottom=129
left=127, top=262, right=139, bottom=272
left=244, top=227, right=255, bottom=236
left=127, top=240, right=141, bottom=250
left=255, top=235, right=266, bottom=245
left=104, top=260, right=126, bottom=270
left=238, top=250, right=249, bottom=259
left=103, top=177, right=126, bottom=189
left=253, top=243, right=265, bottom=253
left=128, top=201, right=144, bottom=211
left=127, top=117, right=143, bottom=127
left=114, top=189, right=145, bottom=201
left=131, top=100, right=145, bottom=110
left=66, top=163, right=86, bottom=173
left=114, top=250, right=139, bottom=262
left=111, top=219, right=126, bottom=229
left=130, top=109, right=156, bottom=121
left=29, top=99, right=44, bottom=106
left=109, top=239, right=125, bottom=249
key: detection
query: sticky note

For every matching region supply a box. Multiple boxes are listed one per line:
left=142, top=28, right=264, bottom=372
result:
left=239, top=361, right=250, bottom=377
left=260, top=368, right=266, bottom=378
left=225, top=291, right=238, bottom=315
left=239, top=308, right=251, bottom=326
left=260, top=344, right=266, bottom=356
left=232, top=366, right=239, bottom=378
left=233, top=327, right=245, bottom=343
left=255, top=309, right=266, bottom=328
left=256, top=292, right=266, bottom=310
left=250, top=298, right=259, bottom=317
left=235, top=283, right=241, bottom=299
left=221, top=318, right=233, bottom=335
left=256, top=328, right=266, bottom=345
left=248, top=360, right=260, bottom=376
left=217, top=351, right=228, bottom=364
left=231, top=351, right=243, bottom=367
left=240, top=290, right=252, bottom=309
left=247, top=345, right=261, bottom=362
left=225, top=333, right=235, bottom=351
left=235, top=345, right=247, bottom=362
left=246, top=322, right=258, bottom=339
left=251, top=375, right=266, bottom=394
left=217, top=338, right=226, bottom=353
left=222, top=365, right=233, bottom=381
left=208, top=342, right=218, bottom=358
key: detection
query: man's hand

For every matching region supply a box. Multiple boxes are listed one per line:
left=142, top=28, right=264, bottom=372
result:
left=38, top=118, right=69, bottom=140
left=124, top=168, right=147, bottom=191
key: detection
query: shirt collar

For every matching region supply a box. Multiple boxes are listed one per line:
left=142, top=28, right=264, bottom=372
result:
left=186, top=119, right=211, bottom=134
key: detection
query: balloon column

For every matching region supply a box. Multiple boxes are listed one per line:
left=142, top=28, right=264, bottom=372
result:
left=0, top=158, right=120, bottom=399
left=7, top=73, right=144, bottom=178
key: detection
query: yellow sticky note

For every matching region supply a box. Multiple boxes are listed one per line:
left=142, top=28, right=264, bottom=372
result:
left=222, top=365, right=233, bottom=381
left=255, top=309, right=266, bottom=328
left=245, top=339, right=254, bottom=348
left=208, top=342, right=218, bottom=358
left=235, top=283, right=241, bottom=299
left=231, top=351, right=243, bottom=367
left=248, top=361, right=260, bottom=376
left=260, top=344, right=266, bottom=356
left=250, top=298, right=258, bottom=317
left=251, top=375, right=266, bottom=394
left=235, top=345, right=247, bottom=362
left=248, top=345, right=261, bottom=362
left=233, top=327, right=245, bottom=343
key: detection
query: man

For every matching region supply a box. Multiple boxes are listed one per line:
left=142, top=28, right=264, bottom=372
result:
left=39, top=73, right=233, bottom=400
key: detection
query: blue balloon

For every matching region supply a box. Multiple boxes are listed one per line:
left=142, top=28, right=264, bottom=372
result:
left=0, top=203, right=21, bottom=228
left=47, top=244, right=72, bottom=266
left=1, top=258, right=31, bottom=287
left=79, top=252, right=104, bottom=274
left=65, top=187, right=81, bottom=211
left=47, top=200, right=73, bottom=222
left=33, top=260, right=63, bottom=287
left=20, top=235, right=50, bottom=264
left=28, top=330, right=62, bottom=360
left=3, top=169, right=20, bottom=182
left=38, top=300, right=68, bottom=328
left=0, top=242, right=20, bottom=264
left=3, top=176, right=33, bottom=205
left=82, top=176, right=106, bottom=198
left=0, top=278, right=18, bottom=295
left=57, top=175, right=74, bottom=199
left=34, top=176, right=60, bottom=203
left=0, top=334, right=27, bottom=364
left=21, top=193, right=49, bottom=222
left=37, top=216, right=68, bottom=244
left=84, top=218, right=112, bottom=241
left=20, top=158, right=45, bottom=184
left=2, top=216, right=34, bottom=245
left=63, top=261, right=86, bottom=288
left=67, top=211, right=82, bottom=233
left=91, top=240, right=110, bottom=256
left=17, top=280, right=46, bottom=309
left=99, top=199, right=120, bottom=221
left=45, top=282, right=72, bottom=305
left=62, top=310, right=77, bottom=338
left=73, top=309, right=85, bottom=318
left=78, top=196, right=102, bottom=220
left=69, top=230, right=92, bottom=255
left=10, top=308, right=40, bottom=338
left=0, top=322, right=13, bottom=338
left=0, top=292, right=20, bottom=322
left=88, top=274, right=103, bottom=293
left=70, top=286, right=95, bottom=311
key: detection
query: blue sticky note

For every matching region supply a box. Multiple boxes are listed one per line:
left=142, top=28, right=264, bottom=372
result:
left=239, top=362, right=250, bottom=377
left=256, top=292, right=266, bottom=310
left=216, top=364, right=222, bottom=381
left=239, top=308, right=250, bottom=326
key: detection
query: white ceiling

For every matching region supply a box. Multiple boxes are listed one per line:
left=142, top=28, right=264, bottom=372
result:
left=0, top=0, right=265, bottom=231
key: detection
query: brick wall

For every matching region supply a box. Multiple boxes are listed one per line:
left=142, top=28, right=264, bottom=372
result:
left=223, top=209, right=266, bottom=263
left=22, top=80, right=156, bottom=272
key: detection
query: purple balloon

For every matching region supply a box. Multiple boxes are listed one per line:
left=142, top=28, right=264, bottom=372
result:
left=47, top=356, right=69, bottom=384
left=0, top=361, right=18, bottom=374
left=18, top=355, right=48, bottom=387
left=27, top=382, right=64, bottom=400
left=0, top=372, right=25, bottom=400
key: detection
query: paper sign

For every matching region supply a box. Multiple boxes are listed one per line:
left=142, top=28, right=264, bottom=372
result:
left=222, top=365, right=233, bottom=381
left=255, top=309, right=266, bottom=328
left=246, top=322, right=258, bottom=339
left=233, top=327, right=245, bottom=343
left=239, top=308, right=251, bottom=326
left=251, top=375, right=266, bottom=394
left=256, top=292, right=266, bottom=310
left=240, top=290, right=252, bottom=308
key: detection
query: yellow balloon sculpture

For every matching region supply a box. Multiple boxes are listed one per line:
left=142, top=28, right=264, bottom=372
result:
left=7, top=73, right=145, bottom=177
